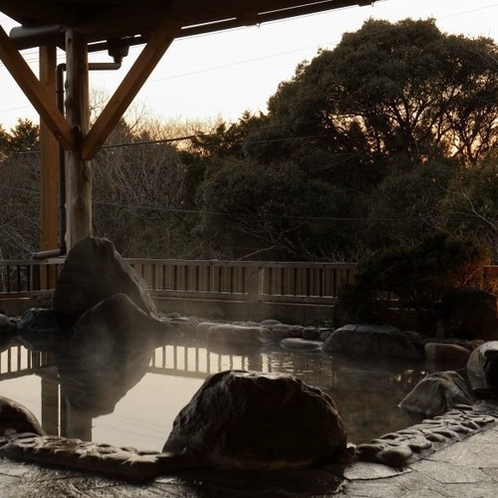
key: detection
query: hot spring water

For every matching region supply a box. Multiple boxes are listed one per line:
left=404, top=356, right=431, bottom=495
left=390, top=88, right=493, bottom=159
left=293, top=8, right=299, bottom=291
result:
left=0, top=335, right=427, bottom=450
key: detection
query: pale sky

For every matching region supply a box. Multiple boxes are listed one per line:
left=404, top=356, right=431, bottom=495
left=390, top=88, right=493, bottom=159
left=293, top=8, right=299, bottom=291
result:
left=1, top=0, right=498, bottom=130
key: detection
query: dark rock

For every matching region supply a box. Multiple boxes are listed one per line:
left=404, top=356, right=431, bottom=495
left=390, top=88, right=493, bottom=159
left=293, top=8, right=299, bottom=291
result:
left=52, top=236, right=157, bottom=326
left=322, top=324, right=421, bottom=359
left=0, top=313, right=14, bottom=334
left=0, top=336, right=12, bottom=353
left=195, top=321, right=219, bottom=340
left=377, top=445, right=414, bottom=467
left=16, top=309, right=61, bottom=351
left=399, top=371, right=474, bottom=420
left=73, top=293, right=182, bottom=351
left=49, top=294, right=183, bottom=419
left=165, top=316, right=196, bottom=340
left=0, top=395, right=45, bottom=436
left=280, top=337, right=322, bottom=352
left=206, top=324, right=274, bottom=354
left=163, top=370, right=348, bottom=470
left=424, top=342, right=472, bottom=370
left=17, top=308, right=59, bottom=334
left=467, top=341, right=498, bottom=398
left=269, top=323, right=303, bottom=340
left=301, top=327, right=321, bottom=341
left=319, top=330, right=334, bottom=341
left=0, top=434, right=194, bottom=481
left=260, top=319, right=281, bottom=326
left=437, top=287, right=498, bottom=341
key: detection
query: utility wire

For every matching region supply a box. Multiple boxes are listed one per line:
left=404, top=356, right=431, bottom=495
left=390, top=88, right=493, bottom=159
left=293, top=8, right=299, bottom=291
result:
left=0, top=182, right=493, bottom=224
left=1, top=3, right=498, bottom=117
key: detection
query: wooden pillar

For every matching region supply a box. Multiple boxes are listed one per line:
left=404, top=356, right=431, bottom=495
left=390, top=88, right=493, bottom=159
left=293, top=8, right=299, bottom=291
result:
left=64, top=29, right=92, bottom=250
left=60, top=387, right=93, bottom=440
left=39, top=45, right=58, bottom=253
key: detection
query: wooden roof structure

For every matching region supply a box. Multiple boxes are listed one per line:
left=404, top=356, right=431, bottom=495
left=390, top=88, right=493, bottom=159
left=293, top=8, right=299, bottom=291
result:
left=0, top=0, right=374, bottom=254
left=2, top=1, right=372, bottom=42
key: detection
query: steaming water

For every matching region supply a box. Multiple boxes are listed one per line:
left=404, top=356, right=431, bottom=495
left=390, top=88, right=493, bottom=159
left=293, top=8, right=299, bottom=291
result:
left=0, top=340, right=427, bottom=451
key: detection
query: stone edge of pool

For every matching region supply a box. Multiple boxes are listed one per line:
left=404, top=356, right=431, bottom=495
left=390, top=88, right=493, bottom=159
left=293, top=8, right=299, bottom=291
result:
left=0, top=403, right=497, bottom=483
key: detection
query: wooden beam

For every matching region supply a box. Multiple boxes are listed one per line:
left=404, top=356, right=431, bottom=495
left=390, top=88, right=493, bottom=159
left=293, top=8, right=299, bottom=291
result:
left=0, top=24, right=75, bottom=150
left=64, top=29, right=92, bottom=250
left=82, top=19, right=181, bottom=160
left=39, top=44, right=59, bottom=256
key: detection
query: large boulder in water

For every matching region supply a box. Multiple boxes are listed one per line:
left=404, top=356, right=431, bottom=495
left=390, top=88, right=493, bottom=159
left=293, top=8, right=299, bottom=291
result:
left=53, top=294, right=183, bottom=417
left=206, top=323, right=274, bottom=354
left=73, top=293, right=182, bottom=353
left=163, top=370, right=348, bottom=470
left=0, top=314, right=14, bottom=334
left=399, top=371, right=474, bottom=420
left=322, top=324, right=422, bottom=360
left=437, top=287, right=498, bottom=341
left=52, top=236, right=156, bottom=326
left=467, top=341, right=498, bottom=398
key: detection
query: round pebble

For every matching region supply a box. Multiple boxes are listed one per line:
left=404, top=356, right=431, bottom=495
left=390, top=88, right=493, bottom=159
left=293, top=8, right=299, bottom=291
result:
left=377, top=445, right=413, bottom=467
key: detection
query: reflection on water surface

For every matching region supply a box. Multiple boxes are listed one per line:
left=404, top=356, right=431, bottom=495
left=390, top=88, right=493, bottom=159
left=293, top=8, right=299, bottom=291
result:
left=0, top=337, right=427, bottom=450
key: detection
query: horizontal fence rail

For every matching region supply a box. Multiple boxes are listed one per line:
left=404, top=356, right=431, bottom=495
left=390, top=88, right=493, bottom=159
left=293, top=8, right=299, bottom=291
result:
left=0, top=258, right=357, bottom=305
left=1, top=258, right=497, bottom=314
left=0, top=259, right=64, bottom=297
left=126, top=259, right=358, bottom=305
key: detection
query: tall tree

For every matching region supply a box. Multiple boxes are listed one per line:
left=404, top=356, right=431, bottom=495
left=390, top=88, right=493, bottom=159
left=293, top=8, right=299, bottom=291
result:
left=265, top=18, right=498, bottom=167
left=440, top=147, right=498, bottom=259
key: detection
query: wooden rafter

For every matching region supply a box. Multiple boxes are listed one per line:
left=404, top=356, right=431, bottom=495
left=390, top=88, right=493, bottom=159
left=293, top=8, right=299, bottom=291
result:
left=0, top=24, right=75, bottom=149
left=82, top=18, right=181, bottom=160
left=3, top=1, right=372, bottom=47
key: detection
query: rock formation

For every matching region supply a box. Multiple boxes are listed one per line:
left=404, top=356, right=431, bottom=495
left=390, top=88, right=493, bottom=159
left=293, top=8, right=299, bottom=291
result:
left=163, top=370, right=348, bottom=470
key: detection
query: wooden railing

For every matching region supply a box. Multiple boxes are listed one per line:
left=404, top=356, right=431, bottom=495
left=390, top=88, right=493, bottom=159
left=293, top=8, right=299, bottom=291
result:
left=0, top=258, right=357, bottom=306
left=0, top=258, right=64, bottom=296
left=126, top=259, right=357, bottom=305
left=1, top=258, right=497, bottom=321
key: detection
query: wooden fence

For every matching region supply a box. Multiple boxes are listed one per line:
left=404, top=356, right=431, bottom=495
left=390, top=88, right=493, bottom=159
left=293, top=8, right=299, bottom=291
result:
left=126, top=259, right=357, bottom=304
left=0, top=258, right=357, bottom=322
left=1, top=258, right=497, bottom=322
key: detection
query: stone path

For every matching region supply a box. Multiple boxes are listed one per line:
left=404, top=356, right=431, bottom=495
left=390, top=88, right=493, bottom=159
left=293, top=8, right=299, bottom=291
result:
left=338, top=423, right=498, bottom=497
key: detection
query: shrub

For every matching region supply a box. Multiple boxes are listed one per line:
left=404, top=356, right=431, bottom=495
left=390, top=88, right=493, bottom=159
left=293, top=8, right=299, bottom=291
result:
left=336, top=233, right=493, bottom=330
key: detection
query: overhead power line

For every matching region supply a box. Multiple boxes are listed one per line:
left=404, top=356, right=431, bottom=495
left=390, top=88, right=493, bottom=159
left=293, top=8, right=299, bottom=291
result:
left=1, top=3, right=498, bottom=117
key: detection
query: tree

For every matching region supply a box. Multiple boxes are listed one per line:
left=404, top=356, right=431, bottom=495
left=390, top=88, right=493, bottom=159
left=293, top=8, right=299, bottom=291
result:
left=336, top=233, right=491, bottom=330
left=3, top=119, right=39, bottom=154
left=197, top=156, right=352, bottom=260
left=0, top=120, right=40, bottom=258
left=265, top=18, right=498, bottom=167
left=0, top=151, right=40, bottom=259
left=92, top=117, right=200, bottom=257
left=190, top=111, right=268, bottom=159
left=440, top=147, right=498, bottom=259
left=365, top=158, right=457, bottom=248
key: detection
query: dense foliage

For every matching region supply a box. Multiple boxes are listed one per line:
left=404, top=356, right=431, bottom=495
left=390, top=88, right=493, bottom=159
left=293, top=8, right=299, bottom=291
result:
left=335, top=233, right=493, bottom=328
left=1, top=18, right=498, bottom=262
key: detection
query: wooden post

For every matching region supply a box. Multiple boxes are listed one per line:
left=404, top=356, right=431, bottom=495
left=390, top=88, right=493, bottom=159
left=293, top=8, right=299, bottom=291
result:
left=39, top=45, right=59, bottom=285
left=64, top=29, right=92, bottom=250
left=39, top=44, right=58, bottom=253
